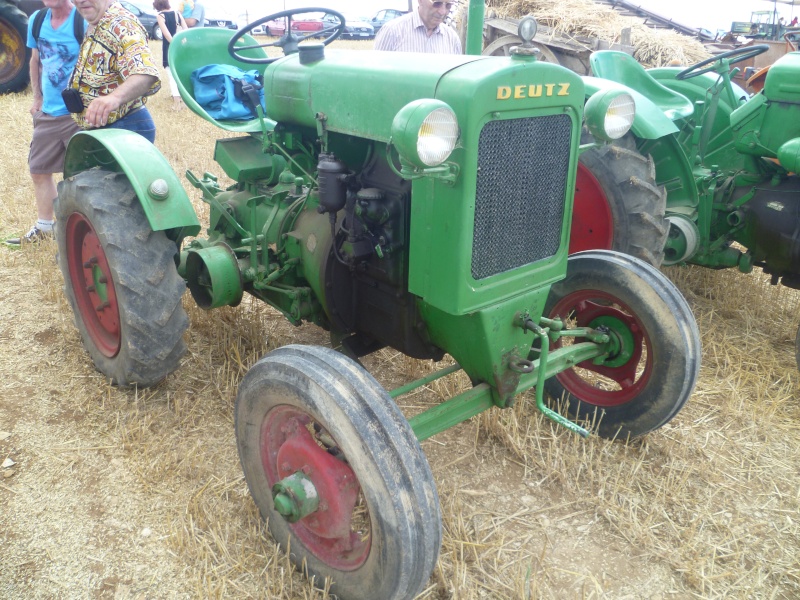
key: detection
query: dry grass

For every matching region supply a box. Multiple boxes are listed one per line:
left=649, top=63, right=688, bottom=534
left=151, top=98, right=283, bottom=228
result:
left=2, top=37, right=800, bottom=600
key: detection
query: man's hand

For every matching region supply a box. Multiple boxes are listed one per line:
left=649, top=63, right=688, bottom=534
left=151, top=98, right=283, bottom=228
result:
left=30, top=96, right=43, bottom=116
left=84, top=94, right=122, bottom=127
left=83, top=74, right=158, bottom=127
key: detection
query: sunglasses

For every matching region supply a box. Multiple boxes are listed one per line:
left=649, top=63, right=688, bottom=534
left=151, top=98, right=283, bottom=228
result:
left=431, top=1, right=454, bottom=8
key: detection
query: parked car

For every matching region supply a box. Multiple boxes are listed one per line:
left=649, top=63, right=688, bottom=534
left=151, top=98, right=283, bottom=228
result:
left=290, top=13, right=324, bottom=36
left=370, top=8, right=408, bottom=34
left=264, top=17, right=286, bottom=36
left=263, top=14, right=325, bottom=37
left=322, top=13, right=374, bottom=39
left=204, top=5, right=237, bottom=31
left=121, top=0, right=162, bottom=40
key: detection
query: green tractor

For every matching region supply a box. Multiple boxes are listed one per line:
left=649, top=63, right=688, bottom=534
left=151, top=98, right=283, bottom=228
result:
left=572, top=44, right=800, bottom=359
left=54, top=6, right=700, bottom=599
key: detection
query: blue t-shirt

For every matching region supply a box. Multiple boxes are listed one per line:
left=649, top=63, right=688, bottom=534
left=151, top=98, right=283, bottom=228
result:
left=26, top=8, right=83, bottom=117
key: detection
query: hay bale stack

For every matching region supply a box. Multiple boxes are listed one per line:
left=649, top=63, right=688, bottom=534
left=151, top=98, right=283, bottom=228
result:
left=485, top=0, right=711, bottom=67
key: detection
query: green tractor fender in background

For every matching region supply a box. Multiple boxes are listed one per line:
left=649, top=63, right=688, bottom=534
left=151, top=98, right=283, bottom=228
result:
left=63, top=130, right=201, bottom=239
left=582, top=76, right=679, bottom=140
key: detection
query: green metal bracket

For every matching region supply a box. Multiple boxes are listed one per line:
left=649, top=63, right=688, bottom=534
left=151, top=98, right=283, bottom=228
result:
left=186, top=170, right=251, bottom=240
left=272, top=471, right=319, bottom=523
left=405, top=317, right=612, bottom=441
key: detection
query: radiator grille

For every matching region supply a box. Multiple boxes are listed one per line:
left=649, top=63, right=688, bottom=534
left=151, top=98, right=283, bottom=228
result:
left=472, top=115, right=572, bottom=280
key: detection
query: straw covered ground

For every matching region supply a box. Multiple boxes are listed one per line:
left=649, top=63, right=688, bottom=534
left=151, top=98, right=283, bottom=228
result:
left=1, top=37, right=800, bottom=599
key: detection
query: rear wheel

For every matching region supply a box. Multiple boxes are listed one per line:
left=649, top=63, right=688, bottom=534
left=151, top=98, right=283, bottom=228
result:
left=483, top=34, right=561, bottom=65
left=235, top=345, right=441, bottom=600
left=55, top=168, right=188, bottom=387
left=570, top=134, right=669, bottom=267
left=0, top=1, right=30, bottom=94
left=795, top=324, right=800, bottom=372
left=544, top=250, right=700, bottom=438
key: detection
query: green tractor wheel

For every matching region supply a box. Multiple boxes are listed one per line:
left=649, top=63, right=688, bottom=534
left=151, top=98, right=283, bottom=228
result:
left=55, top=169, right=189, bottom=387
left=544, top=250, right=701, bottom=438
left=570, top=133, right=669, bottom=267
left=235, top=345, right=441, bottom=600
left=0, top=1, right=31, bottom=94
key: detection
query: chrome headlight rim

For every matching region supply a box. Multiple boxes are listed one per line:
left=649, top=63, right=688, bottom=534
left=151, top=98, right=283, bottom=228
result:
left=391, top=99, right=460, bottom=168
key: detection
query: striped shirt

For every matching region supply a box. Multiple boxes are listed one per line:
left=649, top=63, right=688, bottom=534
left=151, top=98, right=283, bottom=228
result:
left=374, top=11, right=462, bottom=54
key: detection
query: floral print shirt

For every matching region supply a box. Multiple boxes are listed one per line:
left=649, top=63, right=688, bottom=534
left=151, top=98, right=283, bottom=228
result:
left=70, top=1, right=160, bottom=128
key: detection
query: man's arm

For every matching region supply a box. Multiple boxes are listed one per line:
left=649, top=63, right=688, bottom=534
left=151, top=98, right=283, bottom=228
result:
left=29, top=48, right=43, bottom=115
left=83, top=74, right=158, bottom=127
left=185, top=4, right=203, bottom=27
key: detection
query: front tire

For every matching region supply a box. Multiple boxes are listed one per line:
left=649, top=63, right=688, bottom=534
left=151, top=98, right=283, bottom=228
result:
left=55, top=168, right=188, bottom=387
left=544, top=250, right=700, bottom=438
left=570, top=134, right=669, bottom=267
left=235, top=345, right=441, bottom=600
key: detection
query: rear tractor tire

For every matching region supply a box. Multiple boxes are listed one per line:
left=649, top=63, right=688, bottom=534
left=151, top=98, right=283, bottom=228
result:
left=0, top=1, right=31, bottom=94
left=570, top=133, right=669, bottom=267
left=55, top=168, right=189, bottom=387
left=544, top=250, right=701, bottom=438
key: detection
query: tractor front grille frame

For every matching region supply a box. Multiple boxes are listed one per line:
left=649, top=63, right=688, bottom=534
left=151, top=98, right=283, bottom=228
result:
left=471, top=114, right=572, bottom=280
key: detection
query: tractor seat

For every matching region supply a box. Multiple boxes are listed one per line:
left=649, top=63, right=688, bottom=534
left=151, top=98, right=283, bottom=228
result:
left=168, top=27, right=273, bottom=133
left=590, top=51, right=695, bottom=122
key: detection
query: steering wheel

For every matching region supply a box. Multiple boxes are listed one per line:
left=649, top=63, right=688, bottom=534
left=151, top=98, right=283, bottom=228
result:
left=228, top=8, right=345, bottom=65
left=676, top=45, right=769, bottom=80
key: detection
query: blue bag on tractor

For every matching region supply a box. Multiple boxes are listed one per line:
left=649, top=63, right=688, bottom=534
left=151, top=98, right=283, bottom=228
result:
left=191, top=64, right=265, bottom=120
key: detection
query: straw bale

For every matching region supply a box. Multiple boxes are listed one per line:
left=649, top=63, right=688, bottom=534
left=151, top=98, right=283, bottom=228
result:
left=485, top=0, right=711, bottom=66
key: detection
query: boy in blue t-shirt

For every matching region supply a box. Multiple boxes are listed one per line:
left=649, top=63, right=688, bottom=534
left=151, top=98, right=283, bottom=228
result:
left=6, top=0, right=84, bottom=246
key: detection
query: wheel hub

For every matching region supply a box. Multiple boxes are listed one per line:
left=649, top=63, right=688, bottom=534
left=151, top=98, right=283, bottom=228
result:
left=274, top=420, right=359, bottom=539
left=551, top=292, right=651, bottom=406
left=261, top=407, right=370, bottom=570
left=65, top=213, right=121, bottom=357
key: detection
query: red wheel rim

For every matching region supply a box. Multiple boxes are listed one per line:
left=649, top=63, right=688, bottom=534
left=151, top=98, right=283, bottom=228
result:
left=65, top=213, right=120, bottom=358
left=261, top=406, right=370, bottom=571
left=569, top=163, right=614, bottom=254
left=549, top=289, right=652, bottom=407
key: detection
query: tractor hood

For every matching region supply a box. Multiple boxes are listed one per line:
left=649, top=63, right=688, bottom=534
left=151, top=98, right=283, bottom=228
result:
left=264, top=49, right=495, bottom=140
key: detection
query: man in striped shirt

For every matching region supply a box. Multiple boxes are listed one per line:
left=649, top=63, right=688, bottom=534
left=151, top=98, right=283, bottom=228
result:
left=374, top=0, right=462, bottom=54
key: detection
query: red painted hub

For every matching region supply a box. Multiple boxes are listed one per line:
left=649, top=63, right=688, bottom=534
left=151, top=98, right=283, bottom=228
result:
left=550, top=290, right=652, bottom=407
left=569, top=163, right=613, bottom=254
left=261, top=406, right=369, bottom=571
left=65, top=213, right=120, bottom=357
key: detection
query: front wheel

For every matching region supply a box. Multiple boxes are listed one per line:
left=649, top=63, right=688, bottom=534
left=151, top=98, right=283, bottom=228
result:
left=55, top=168, right=189, bottom=387
left=570, top=134, right=669, bottom=267
left=544, top=250, right=700, bottom=438
left=235, top=345, right=441, bottom=600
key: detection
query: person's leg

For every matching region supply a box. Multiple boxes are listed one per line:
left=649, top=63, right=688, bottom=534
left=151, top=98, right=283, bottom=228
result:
left=31, top=172, right=57, bottom=222
left=167, top=71, right=183, bottom=110
left=7, top=113, right=77, bottom=245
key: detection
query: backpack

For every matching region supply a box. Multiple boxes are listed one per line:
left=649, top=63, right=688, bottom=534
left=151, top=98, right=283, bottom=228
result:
left=191, top=64, right=266, bottom=120
left=31, top=9, right=85, bottom=44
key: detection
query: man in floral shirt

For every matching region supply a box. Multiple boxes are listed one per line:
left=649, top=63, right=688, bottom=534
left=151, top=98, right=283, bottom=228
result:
left=68, top=0, right=160, bottom=141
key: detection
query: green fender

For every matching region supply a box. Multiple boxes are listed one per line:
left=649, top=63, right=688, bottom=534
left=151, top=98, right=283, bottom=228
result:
left=63, top=130, right=201, bottom=237
left=582, top=76, right=679, bottom=140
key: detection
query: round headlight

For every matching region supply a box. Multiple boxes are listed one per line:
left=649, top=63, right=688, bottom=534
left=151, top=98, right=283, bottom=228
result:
left=584, top=90, right=636, bottom=141
left=391, top=100, right=459, bottom=168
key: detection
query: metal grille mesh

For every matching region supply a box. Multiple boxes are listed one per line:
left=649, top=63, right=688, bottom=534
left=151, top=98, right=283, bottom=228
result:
left=472, top=115, right=571, bottom=280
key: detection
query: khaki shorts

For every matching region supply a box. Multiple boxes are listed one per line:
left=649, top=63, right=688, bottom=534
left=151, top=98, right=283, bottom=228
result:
left=28, top=112, right=81, bottom=174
